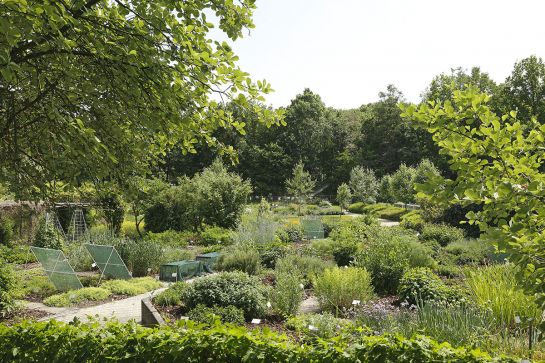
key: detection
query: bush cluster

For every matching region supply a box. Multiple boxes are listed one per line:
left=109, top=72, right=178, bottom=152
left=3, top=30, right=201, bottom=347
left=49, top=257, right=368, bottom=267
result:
left=398, top=267, right=464, bottom=305
left=420, top=223, right=464, bottom=246
left=0, top=262, right=18, bottom=317
left=0, top=320, right=516, bottom=362
left=182, top=271, right=268, bottom=320
left=314, top=267, right=374, bottom=315
left=270, top=271, right=304, bottom=318
left=187, top=304, right=245, bottom=325
left=33, top=220, right=64, bottom=250
left=354, top=228, right=435, bottom=294
left=215, top=247, right=261, bottom=275
left=144, top=160, right=252, bottom=232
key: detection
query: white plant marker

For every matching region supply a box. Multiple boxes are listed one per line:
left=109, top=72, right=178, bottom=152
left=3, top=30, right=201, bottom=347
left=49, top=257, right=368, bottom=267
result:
left=266, top=301, right=272, bottom=308
left=308, top=325, right=318, bottom=331
left=514, top=316, right=521, bottom=324
left=251, top=318, right=261, bottom=324
left=352, top=300, right=361, bottom=305
left=171, top=272, right=177, bottom=278
left=91, top=262, right=97, bottom=268
left=299, top=283, right=304, bottom=289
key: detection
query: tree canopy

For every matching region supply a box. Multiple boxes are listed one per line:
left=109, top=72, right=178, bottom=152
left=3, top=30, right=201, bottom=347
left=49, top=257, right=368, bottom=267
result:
left=0, top=0, right=280, bottom=200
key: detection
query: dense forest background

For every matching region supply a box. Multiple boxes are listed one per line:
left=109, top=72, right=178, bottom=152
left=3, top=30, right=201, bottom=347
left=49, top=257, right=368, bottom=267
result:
left=160, top=56, right=545, bottom=196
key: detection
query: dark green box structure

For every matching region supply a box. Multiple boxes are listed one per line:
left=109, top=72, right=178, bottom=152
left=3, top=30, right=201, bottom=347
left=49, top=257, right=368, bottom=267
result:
left=301, top=218, right=325, bottom=240
left=196, top=252, right=220, bottom=272
left=159, top=260, right=203, bottom=282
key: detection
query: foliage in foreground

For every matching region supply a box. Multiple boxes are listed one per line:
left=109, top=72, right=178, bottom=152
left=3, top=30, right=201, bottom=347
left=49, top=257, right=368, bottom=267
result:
left=0, top=320, right=516, bottom=362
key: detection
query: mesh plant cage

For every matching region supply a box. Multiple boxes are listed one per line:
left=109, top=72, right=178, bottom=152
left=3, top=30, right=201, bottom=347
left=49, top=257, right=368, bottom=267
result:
left=159, top=260, right=203, bottom=282
left=84, top=244, right=132, bottom=280
left=31, top=247, right=83, bottom=291
left=195, top=252, right=221, bottom=272
left=301, top=217, right=325, bottom=240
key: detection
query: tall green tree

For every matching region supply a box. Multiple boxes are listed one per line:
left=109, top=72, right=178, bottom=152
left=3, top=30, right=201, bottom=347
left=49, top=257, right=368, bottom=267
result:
left=286, top=161, right=315, bottom=212
left=497, top=55, right=545, bottom=124
left=0, top=0, right=280, bottom=200
left=336, top=183, right=352, bottom=214
left=349, top=166, right=378, bottom=203
left=401, top=87, right=545, bottom=327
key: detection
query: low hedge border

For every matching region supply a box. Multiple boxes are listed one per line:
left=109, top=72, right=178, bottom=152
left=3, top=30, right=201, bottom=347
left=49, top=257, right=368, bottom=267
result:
left=0, top=320, right=516, bottom=362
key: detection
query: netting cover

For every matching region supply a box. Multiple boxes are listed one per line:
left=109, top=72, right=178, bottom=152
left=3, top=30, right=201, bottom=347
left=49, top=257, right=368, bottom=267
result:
left=196, top=252, right=220, bottom=272
left=31, top=247, right=83, bottom=291
left=84, top=243, right=131, bottom=280
left=159, top=260, right=203, bottom=282
left=301, top=218, right=325, bottom=239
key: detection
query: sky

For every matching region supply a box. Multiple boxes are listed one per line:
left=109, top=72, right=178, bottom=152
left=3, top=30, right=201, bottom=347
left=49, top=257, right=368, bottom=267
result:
left=217, top=0, right=545, bottom=109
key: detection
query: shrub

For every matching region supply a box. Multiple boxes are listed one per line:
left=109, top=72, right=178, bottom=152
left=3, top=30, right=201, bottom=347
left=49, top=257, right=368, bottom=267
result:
left=232, top=215, right=279, bottom=246
left=100, top=277, right=161, bottom=296
left=280, top=224, right=304, bottom=243
left=121, top=220, right=140, bottom=239
left=398, top=267, right=464, bottom=305
left=270, top=272, right=304, bottom=319
left=0, top=215, right=14, bottom=246
left=275, top=255, right=333, bottom=288
left=154, top=282, right=186, bottom=307
left=64, top=242, right=93, bottom=271
left=182, top=271, right=268, bottom=320
left=349, top=166, right=379, bottom=203
left=286, top=313, right=353, bottom=340
left=400, top=210, right=425, bottom=232
left=420, top=223, right=464, bottom=247
left=125, top=240, right=163, bottom=277
left=17, top=268, right=55, bottom=299
left=314, top=267, right=374, bottom=315
left=354, top=229, right=435, bottom=294
left=215, top=247, right=261, bottom=275
left=347, top=202, right=365, bottom=214
left=0, top=320, right=517, bottom=362
left=331, top=240, right=358, bottom=267
left=0, top=244, right=36, bottom=264
left=160, top=247, right=193, bottom=266
left=0, top=262, right=18, bottom=317
left=33, top=220, right=64, bottom=250
left=187, top=304, right=245, bottom=325
left=146, top=230, right=191, bottom=247
left=258, top=241, right=288, bottom=269
left=466, top=264, right=541, bottom=328
left=44, top=287, right=111, bottom=307
left=200, top=225, right=232, bottom=246
left=443, top=239, right=493, bottom=265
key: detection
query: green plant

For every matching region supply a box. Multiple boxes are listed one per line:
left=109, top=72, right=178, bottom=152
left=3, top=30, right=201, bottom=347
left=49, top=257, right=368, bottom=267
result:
left=100, top=277, right=161, bottom=296
left=466, top=264, right=541, bottom=328
left=17, top=268, right=55, bottom=299
left=349, top=166, right=379, bottom=204
left=258, top=241, right=288, bottom=269
left=443, top=239, right=493, bottom=265
left=126, top=240, right=163, bottom=277
left=182, top=271, right=268, bottom=320
left=336, top=183, right=352, bottom=213
left=160, top=247, right=194, bottom=266
left=398, top=267, right=464, bottom=305
left=281, top=224, right=304, bottom=243
left=0, top=319, right=518, bottom=362
left=286, top=312, right=353, bottom=340
left=146, top=230, right=191, bottom=247
left=400, top=210, right=425, bottom=232
left=0, top=244, right=35, bottom=264
left=354, top=229, right=435, bottom=294
left=314, top=267, right=374, bottom=315
left=215, top=247, right=261, bottom=275
left=0, top=215, right=14, bottom=246
left=417, top=301, right=494, bottom=348
left=200, top=225, right=232, bottom=246
left=275, top=254, right=333, bottom=288
left=0, top=262, right=19, bottom=317
left=33, top=220, right=64, bottom=250
left=270, top=271, right=304, bottom=319
left=43, top=287, right=111, bottom=307
left=187, top=304, right=245, bottom=325
left=154, top=282, right=186, bottom=307
left=420, top=223, right=464, bottom=247
left=286, top=161, right=316, bottom=212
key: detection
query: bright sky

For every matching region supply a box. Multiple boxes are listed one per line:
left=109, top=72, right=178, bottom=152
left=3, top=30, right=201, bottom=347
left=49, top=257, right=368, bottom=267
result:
left=221, top=0, right=545, bottom=109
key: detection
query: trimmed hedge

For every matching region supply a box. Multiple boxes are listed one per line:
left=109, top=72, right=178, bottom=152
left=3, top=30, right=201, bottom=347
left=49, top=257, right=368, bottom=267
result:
left=0, top=320, right=516, bottom=362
